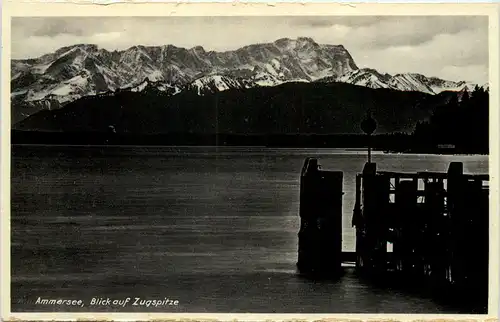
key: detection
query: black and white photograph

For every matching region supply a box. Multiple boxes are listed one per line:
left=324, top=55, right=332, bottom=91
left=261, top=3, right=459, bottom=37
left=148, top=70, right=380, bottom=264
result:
left=3, top=4, right=498, bottom=318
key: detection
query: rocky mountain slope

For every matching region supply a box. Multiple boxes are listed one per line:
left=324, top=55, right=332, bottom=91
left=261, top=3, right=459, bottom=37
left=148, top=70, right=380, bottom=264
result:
left=317, top=69, right=480, bottom=95
left=11, top=37, right=485, bottom=124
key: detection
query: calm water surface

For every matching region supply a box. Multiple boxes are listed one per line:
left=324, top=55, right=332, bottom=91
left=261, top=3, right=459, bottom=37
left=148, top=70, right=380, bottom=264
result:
left=10, top=146, right=489, bottom=313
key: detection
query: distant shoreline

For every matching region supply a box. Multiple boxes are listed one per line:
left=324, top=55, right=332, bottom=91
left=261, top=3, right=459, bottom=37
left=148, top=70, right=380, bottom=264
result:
left=11, top=143, right=366, bottom=150
left=10, top=130, right=489, bottom=156
left=10, top=144, right=489, bottom=157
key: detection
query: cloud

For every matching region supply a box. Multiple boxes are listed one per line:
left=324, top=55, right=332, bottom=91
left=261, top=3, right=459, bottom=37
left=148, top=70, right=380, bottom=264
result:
left=349, top=27, right=488, bottom=83
left=312, top=16, right=488, bottom=49
left=11, top=16, right=489, bottom=84
left=292, top=16, right=388, bottom=28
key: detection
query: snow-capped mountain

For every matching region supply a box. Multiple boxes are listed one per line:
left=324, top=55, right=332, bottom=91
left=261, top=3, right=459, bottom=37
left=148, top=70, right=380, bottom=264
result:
left=11, top=37, right=484, bottom=123
left=12, top=37, right=355, bottom=97
left=318, top=69, right=483, bottom=95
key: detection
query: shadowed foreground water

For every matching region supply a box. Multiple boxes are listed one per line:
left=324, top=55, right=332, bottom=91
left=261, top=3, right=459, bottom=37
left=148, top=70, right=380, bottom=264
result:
left=11, top=146, right=489, bottom=313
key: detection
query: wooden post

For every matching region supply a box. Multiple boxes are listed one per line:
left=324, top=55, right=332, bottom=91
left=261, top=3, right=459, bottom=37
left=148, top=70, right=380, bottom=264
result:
left=395, top=179, right=418, bottom=276
left=360, top=163, right=376, bottom=270
left=424, top=179, right=446, bottom=283
left=317, top=170, right=343, bottom=274
left=360, top=162, right=390, bottom=272
left=353, top=174, right=363, bottom=268
left=477, top=180, right=489, bottom=302
left=368, top=134, right=372, bottom=163
left=297, top=158, right=344, bottom=276
left=447, top=162, right=464, bottom=287
left=298, top=158, right=317, bottom=273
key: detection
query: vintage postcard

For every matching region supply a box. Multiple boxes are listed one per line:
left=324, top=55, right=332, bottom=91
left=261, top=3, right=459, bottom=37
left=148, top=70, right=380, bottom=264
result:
left=1, top=2, right=499, bottom=321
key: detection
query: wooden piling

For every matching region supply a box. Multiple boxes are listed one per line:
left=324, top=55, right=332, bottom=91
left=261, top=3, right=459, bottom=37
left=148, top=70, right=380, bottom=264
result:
left=395, top=179, right=418, bottom=276
left=362, top=163, right=392, bottom=273
left=297, top=158, right=344, bottom=276
left=423, top=179, right=447, bottom=282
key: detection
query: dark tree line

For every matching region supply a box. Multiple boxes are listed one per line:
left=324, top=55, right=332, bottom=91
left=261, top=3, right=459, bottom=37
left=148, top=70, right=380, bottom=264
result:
left=413, top=86, right=489, bottom=154
left=14, top=82, right=433, bottom=135
left=12, top=81, right=489, bottom=155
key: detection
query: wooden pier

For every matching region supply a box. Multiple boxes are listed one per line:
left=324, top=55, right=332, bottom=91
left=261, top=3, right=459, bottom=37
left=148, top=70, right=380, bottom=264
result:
left=298, top=158, right=489, bottom=306
left=352, top=161, right=489, bottom=296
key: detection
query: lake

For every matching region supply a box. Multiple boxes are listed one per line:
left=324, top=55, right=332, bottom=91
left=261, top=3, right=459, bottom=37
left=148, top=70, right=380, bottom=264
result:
left=10, top=145, right=489, bottom=313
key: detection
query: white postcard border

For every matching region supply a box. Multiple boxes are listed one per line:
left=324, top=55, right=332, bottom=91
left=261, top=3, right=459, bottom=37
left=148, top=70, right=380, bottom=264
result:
left=1, top=2, right=499, bottom=321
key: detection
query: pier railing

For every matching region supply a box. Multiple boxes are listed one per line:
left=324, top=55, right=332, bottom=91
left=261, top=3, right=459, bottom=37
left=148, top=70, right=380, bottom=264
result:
left=352, top=162, right=489, bottom=296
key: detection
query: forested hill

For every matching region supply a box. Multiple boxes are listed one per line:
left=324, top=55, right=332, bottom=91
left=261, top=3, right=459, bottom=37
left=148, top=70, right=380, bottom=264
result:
left=413, top=86, right=489, bottom=154
left=14, top=82, right=452, bottom=135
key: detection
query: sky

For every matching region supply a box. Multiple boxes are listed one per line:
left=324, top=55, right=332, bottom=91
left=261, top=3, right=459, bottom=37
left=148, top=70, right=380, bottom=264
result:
left=11, top=16, right=489, bottom=84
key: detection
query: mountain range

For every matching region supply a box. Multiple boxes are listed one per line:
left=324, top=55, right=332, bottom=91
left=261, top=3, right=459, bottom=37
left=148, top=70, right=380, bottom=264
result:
left=11, top=37, right=487, bottom=124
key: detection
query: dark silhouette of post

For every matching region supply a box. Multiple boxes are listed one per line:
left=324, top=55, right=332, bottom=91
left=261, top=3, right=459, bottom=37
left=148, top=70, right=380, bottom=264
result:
left=361, top=112, right=377, bottom=163
left=298, top=158, right=343, bottom=277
